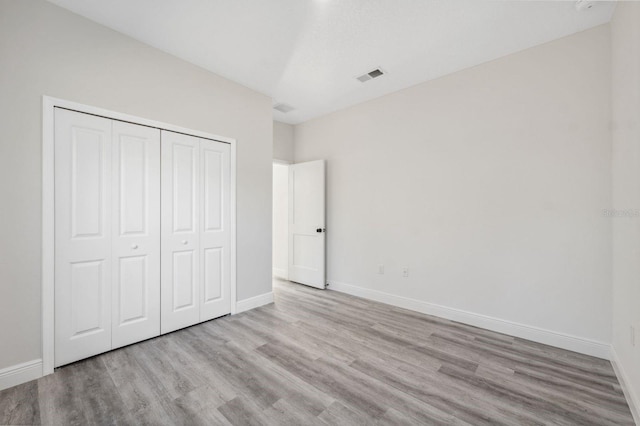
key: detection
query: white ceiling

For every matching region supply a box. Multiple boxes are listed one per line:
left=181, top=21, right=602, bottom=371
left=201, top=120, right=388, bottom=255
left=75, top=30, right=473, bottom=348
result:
left=47, top=0, right=615, bottom=124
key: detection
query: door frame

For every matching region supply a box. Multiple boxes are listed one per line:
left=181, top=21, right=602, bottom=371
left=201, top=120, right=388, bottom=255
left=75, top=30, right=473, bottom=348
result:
left=272, top=160, right=291, bottom=280
left=42, top=96, right=238, bottom=376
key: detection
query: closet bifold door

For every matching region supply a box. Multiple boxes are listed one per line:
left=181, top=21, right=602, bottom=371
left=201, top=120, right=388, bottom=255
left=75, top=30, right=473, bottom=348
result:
left=55, top=109, right=161, bottom=367
left=161, top=131, right=231, bottom=334
left=55, top=109, right=113, bottom=367
left=161, top=131, right=201, bottom=333
left=199, top=139, right=231, bottom=321
left=111, top=121, right=161, bottom=349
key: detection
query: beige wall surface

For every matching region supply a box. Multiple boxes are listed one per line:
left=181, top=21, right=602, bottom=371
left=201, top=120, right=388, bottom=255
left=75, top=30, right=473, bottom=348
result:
left=0, top=0, right=273, bottom=369
left=273, top=121, right=295, bottom=162
left=611, top=1, right=640, bottom=420
left=295, top=26, right=612, bottom=345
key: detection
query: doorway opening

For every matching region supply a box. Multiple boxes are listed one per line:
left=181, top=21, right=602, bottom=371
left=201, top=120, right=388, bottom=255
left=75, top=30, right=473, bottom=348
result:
left=272, top=161, right=290, bottom=281
left=272, top=160, right=326, bottom=289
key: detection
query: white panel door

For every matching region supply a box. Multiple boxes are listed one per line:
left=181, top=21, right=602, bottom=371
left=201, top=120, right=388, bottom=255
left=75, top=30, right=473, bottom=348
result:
left=111, top=121, right=161, bottom=349
left=161, top=131, right=200, bottom=333
left=55, top=108, right=113, bottom=367
left=288, top=160, right=326, bottom=289
left=199, top=139, right=231, bottom=321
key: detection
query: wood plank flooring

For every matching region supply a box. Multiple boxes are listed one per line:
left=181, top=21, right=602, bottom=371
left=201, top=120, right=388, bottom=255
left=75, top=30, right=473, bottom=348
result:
left=0, top=278, right=635, bottom=425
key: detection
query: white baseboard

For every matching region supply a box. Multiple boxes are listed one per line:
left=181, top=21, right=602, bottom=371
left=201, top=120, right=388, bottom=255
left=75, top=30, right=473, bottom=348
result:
left=0, top=359, right=42, bottom=391
left=272, top=268, right=288, bottom=280
left=235, top=291, right=274, bottom=314
left=328, top=280, right=610, bottom=359
left=610, top=346, right=640, bottom=425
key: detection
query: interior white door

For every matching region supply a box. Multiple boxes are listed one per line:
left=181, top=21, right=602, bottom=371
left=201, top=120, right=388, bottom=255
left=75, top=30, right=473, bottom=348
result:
left=161, top=130, right=201, bottom=333
left=55, top=108, right=113, bottom=367
left=199, top=139, right=231, bottom=321
left=288, top=160, right=326, bottom=289
left=111, top=121, right=161, bottom=349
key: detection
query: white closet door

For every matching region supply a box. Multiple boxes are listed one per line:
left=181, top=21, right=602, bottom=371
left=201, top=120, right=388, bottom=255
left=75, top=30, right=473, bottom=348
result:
left=288, top=160, right=326, bottom=289
left=161, top=131, right=201, bottom=333
left=111, top=121, right=161, bottom=349
left=199, top=139, right=231, bottom=321
left=55, top=108, right=113, bottom=367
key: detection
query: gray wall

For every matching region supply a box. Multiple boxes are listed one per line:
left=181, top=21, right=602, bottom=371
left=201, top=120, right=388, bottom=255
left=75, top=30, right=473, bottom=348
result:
left=295, top=26, right=612, bottom=347
left=611, top=2, right=640, bottom=418
left=0, top=0, right=273, bottom=369
left=273, top=121, right=295, bottom=162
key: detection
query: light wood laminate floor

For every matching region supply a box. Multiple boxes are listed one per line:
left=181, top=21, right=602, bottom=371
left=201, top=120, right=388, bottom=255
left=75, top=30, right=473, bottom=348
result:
left=0, top=279, right=635, bottom=425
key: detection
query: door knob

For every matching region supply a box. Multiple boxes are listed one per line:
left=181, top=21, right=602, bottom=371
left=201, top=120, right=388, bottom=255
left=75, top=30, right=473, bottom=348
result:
left=316, top=228, right=325, bottom=233
left=181, top=240, right=188, bottom=245
left=131, top=244, right=138, bottom=250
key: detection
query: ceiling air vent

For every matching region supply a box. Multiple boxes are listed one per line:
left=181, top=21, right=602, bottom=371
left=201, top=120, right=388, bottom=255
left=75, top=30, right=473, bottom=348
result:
left=357, top=68, right=385, bottom=83
left=273, top=103, right=295, bottom=113
left=575, top=0, right=594, bottom=11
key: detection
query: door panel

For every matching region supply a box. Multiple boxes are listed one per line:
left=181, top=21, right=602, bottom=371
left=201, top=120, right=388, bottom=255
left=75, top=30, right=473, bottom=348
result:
left=70, top=260, right=106, bottom=337
left=111, top=121, right=160, bottom=349
left=172, top=250, right=196, bottom=310
left=71, top=130, right=105, bottom=238
left=172, top=143, right=197, bottom=233
left=55, top=108, right=112, bottom=367
left=203, top=150, right=223, bottom=231
left=199, top=140, right=231, bottom=321
left=118, top=136, right=147, bottom=235
left=117, top=256, right=147, bottom=323
left=161, top=131, right=200, bottom=333
left=288, top=160, right=326, bottom=289
left=204, top=248, right=223, bottom=302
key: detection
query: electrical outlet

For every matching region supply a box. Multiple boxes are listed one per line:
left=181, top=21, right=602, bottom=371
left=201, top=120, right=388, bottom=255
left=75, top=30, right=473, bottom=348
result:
left=632, top=326, right=636, bottom=347
left=402, top=267, right=409, bottom=277
left=378, top=264, right=384, bottom=275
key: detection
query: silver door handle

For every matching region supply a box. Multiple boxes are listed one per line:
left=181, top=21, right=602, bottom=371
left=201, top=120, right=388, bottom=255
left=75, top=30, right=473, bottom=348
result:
left=181, top=240, right=188, bottom=245
left=131, top=244, right=139, bottom=250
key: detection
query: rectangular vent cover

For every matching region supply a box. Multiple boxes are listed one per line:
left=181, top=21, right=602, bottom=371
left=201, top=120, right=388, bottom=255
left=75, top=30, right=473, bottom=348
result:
left=273, top=103, right=295, bottom=113
left=357, top=68, right=385, bottom=83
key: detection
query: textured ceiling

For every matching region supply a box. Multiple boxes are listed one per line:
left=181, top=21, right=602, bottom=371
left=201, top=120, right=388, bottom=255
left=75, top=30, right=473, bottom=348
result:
left=47, top=0, right=615, bottom=124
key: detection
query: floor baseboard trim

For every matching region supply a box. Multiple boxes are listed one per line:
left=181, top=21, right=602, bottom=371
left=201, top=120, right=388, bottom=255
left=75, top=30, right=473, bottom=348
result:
left=610, top=346, right=640, bottom=425
left=235, top=291, right=274, bottom=314
left=272, top=268, right=288, bottom=280
left=0, top=359, right=43, bottom=391
left=329, top=280, right=610, bottom=359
